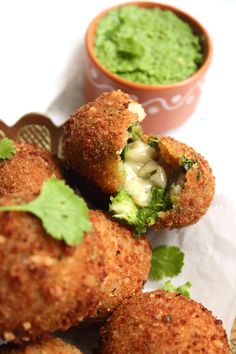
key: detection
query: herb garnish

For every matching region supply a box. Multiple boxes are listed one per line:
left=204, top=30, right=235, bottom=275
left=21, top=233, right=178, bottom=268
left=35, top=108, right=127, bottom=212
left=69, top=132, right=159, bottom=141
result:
left=150, top=245, right=184, bottom=280
left=163, top=280, right=192, bottom=298
left=0, top=138, right=16, bottom=160
left=0, top=178, right=91, bottom=246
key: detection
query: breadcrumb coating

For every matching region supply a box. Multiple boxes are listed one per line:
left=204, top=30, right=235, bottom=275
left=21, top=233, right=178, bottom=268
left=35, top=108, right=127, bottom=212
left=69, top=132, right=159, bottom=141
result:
left=99, top=290, right=229, bottom=354
left=0, top=194, right=105, bottom=344
left=0, top=337, right=82, bottom=353
left=62, top=90, right=214, bottom=229
left=0, top=142, right=63, bottom=198
left=83, top=210, right=151, bottom=325
left=62, top=91, right=141, bottom=193
left=153, top=136, right=215, bottom=228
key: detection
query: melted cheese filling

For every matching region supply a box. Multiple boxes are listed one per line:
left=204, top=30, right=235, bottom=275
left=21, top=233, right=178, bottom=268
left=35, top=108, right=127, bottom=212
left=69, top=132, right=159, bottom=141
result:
left=123, top=141, right=167, bottom=207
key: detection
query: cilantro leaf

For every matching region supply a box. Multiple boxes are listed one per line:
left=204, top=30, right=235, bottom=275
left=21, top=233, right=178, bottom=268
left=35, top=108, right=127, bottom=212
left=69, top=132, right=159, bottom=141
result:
left=163, top=280, right=192, bottom=298
left=180, top=155, right=195, bottom=171
left=163, top=279, right=176, bottom=292
left=0, top=178, right=91, bottom=246
left=150, top=245, right=184, bottom=280
left=0, top=138, right=16, bottom=160
left=176, top=282, right=192, bottom=298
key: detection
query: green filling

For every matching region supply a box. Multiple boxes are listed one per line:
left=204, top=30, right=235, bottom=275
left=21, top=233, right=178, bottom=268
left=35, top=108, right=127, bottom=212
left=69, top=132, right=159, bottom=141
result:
left=120, top=123, right=142, bottom=161
left=128, top=123, right=142, bottom=141
left=180, top=155, right=195, bottom=171
left=110, top=186, right=172, bottom=235
left=95, top=5, right=203, bottom=85
left=110, top=124, right=172, bottom=234
left=110, top=189, right=139, bottom=225
left=147, top=136, right=159, bottom=148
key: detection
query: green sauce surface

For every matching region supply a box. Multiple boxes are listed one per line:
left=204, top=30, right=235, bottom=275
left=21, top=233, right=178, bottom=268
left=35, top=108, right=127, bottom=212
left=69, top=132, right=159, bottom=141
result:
left=94, top=5, right=203, bottom=85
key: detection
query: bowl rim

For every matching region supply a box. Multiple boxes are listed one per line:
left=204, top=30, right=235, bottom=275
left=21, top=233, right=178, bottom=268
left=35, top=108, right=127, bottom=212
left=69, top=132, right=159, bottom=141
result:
left=85, top=1, right=213, bottom=91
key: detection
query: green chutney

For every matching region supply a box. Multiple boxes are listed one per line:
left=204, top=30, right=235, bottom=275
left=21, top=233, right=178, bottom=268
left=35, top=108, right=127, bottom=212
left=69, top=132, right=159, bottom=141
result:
left=94, top=5, right=203, bottom=85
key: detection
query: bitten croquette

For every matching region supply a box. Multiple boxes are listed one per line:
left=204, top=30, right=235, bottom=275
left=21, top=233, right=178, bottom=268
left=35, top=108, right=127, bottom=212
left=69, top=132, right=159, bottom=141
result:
left=152, top=136, right=215, bottom=229
left=0, top=194, right=105, bottom=344
left=62, top=90, right=214, bottom=231
left=62, top=90, right=145, bottom=193
left=0, top=337, right=82, bottom=353
left=83, top=210, right=151, bottom=325
left=0, top=142, right=63, bottom=198
left=99, top=290, right=229, bottom=354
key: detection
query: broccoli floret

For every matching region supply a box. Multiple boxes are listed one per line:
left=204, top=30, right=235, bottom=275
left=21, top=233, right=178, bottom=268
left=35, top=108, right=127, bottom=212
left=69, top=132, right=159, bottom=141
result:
left=135, top=207, right=157, bottom=234
left=109, top=187, right=172, bottom=235
left=109, top=189, right=138, bottom=225
left=135, top=187, right=171, bottom=234
left=150, top=186, right=170, bottom=210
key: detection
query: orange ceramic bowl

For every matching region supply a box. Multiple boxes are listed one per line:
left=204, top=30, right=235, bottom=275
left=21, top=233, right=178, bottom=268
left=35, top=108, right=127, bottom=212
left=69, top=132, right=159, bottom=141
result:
left=84, top=2, right=213, bottom=133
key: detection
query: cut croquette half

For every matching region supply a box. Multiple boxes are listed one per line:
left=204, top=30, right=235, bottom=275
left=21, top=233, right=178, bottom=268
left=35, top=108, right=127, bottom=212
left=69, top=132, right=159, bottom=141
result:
left=99, top=290, right=229, bottom=354
left=62, top=90, right=215, bottom=234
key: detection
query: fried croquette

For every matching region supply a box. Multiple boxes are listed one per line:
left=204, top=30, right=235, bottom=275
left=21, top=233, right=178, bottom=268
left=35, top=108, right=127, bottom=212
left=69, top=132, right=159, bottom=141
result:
left=62, top=90, right=214, bottom=232
left=99, top=290, right=229, bottom=354
left=152, top=135, right=215, bottom=229
left=0, top=337, right=82, bottom=353
left=62, top=90, right=145, bottom=194
left=0, top=142, right=63, bottom=198
left=83, top=210, right=151, bottom=325
left=0, top=194, right=105, bottom=344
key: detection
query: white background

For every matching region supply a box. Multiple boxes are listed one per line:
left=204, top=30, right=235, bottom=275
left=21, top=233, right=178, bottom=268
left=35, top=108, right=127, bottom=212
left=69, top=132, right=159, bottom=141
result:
left=0, top=0, right=236, bottom=348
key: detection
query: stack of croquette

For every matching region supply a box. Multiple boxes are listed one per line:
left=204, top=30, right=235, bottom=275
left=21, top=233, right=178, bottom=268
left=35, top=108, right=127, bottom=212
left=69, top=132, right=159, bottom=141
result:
left=0, top=91, right=229, bottom=353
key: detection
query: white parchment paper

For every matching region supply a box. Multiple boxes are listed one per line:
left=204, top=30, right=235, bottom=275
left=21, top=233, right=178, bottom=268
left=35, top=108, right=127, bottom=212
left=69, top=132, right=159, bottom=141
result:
left=146, top=193, right=236, bottom=337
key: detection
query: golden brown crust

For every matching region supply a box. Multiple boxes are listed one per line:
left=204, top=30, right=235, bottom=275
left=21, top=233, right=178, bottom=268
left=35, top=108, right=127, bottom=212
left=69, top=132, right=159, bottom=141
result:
left=63, top=91, right=214, bottom=229
left=0, top=142, right=63, bottom=198
left=0, top=194, right=105, bottom=344
left=62, top=91, right=139, bottom=193
left=83, top=210, right=151, bottom=325
left=99, top=290, right=229, bottom=354
left=154, top=136, right=215, bottom=229
left=0, top=337, right=82, bottom=353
